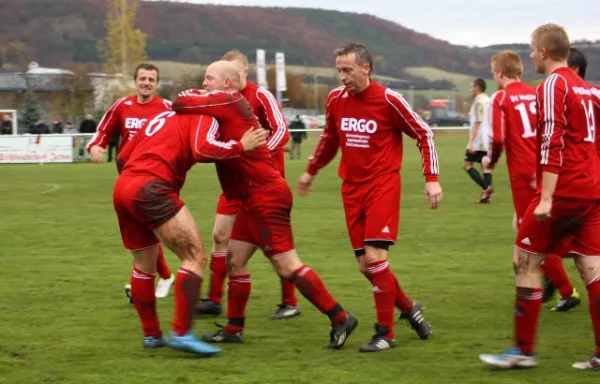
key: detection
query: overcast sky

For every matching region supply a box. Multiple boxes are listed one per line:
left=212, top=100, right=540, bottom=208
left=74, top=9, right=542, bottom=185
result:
left=147, top=0, right=600, bottom=46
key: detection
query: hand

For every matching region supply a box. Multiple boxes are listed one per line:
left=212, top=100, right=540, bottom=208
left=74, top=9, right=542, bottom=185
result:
left=90, top=145, right=105, bottom=163
left=425, top=181, right=443, bottom=209
left=240, top=128, right=268, bottom=151
left=533, top=197, right=552, bottom=221
left=297, top=172, right=314, bottom=196
left=467, top=141, right=476, bottom=154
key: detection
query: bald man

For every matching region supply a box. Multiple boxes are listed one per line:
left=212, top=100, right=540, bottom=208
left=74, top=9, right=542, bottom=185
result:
left=173, top=61, right=357, bottom=348
left=196, top=58, right=299, bottom=321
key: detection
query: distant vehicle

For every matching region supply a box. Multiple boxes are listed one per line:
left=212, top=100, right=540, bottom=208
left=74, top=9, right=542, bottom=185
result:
left=428, top=109, right=469, bottom=127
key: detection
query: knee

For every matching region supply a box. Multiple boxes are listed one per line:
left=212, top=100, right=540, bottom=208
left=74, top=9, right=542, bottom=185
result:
left=212, top=228, right=230, bottom=249
left=512, top=249, right=542, bottom=276
left=463, top=162, right=472, bottom=171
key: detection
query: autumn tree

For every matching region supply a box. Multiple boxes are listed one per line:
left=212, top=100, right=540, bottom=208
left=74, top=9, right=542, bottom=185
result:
left=97, top=0, right=147, bottom=81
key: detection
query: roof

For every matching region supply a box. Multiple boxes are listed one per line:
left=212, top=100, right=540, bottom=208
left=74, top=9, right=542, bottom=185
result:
left=0, top=73, right=72, bottom=92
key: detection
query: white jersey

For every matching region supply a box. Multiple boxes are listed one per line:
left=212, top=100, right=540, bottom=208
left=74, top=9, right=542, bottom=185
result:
left=469, top=93, right=491, bottom=151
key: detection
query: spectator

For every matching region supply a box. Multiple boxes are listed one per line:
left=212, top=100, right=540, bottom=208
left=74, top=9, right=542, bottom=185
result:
left=51, top=117, right=64, bottom=134
left=63, top=121, right=77, bottom=134
left=0, top=114, right=12, bottom=135
left=289, top=114, right=307, bottom=160
left=30, top=119, right=50, bottom=135
left=79, top=113, right=97, bottom=159
left=107, top=130, right=121, bottom=162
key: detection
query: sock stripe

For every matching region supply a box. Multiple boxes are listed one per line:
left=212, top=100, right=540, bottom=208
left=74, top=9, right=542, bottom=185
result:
left=132, top=270, right=155, bottom=279
left=212, top=252, right=227, bottom=257
left=367, top=261, right=390, bottom=275
left=587, top=275, right=600, bottom=286
left=517, top=291, right=543, bottom=300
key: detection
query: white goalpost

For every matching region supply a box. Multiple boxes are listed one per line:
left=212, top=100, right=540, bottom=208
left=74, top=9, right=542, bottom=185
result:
left=0, top=109, right=18, bottom=135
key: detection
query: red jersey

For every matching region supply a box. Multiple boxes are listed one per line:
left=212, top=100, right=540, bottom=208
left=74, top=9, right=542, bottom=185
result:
left=118, top=111, right=245, bottom=191
left=307, top=82, right=439, bottom=183
left=488, top=82, right=537, bottom=182
left=172, top=89, right=283, bottom=199
left=535, top=67, right=600, bottom=200
left=87, top=95, right=172, bottom=153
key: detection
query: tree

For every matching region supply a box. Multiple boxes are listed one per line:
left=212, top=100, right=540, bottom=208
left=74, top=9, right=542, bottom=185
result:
left=19, top=79, right=41, bottom=133
left=97, top=0, right=147, bottom=79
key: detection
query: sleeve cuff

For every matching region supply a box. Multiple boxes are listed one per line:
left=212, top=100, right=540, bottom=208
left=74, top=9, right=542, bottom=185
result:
left=425, top=175, right=439, bottom=182
left=540, top=165, right=560, bottom=175
left=307, top=164, right=319, bottom=176
left=235, top=141, right=245, bottom=153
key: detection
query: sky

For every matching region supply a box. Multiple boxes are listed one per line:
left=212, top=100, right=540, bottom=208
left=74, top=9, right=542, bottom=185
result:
left=146, top=0, right=600, bottom=47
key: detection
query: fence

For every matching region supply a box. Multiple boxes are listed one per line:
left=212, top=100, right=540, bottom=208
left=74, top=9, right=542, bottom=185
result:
left=0, top=127, right=469, bottom=164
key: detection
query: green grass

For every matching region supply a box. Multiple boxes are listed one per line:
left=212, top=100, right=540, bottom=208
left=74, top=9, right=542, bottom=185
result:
left=0, top=132, right=596, bottom=384
left=405, top=66, right=497, bottom=95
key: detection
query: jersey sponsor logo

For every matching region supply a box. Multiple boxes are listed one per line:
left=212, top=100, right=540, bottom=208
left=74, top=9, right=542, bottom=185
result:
left=125, top=118, right=148, bottom=130
left=340, top=118, right=378, bottom=134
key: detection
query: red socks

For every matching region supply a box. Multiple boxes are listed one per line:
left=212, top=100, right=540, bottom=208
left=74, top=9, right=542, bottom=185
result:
left=514, top=287, right=543, bottom=355
left=225, top=274, right=251, bottom=335
left=586, top=277, right=600, bottom=357
left=541, top=254, right=574, bottom=297
left=281, top=277, right=297, bottom=307
left=208, top=252, right=228, bottom=304
left=367, top=261, right=397, bottom=339
left=171, top=269, right=202, bottom=336
left=131, top=268, right=161, bottom=338
left=289, top=265, right=347, bottom=325
left=363, top=270, right=414, bottom=314
left=156, top=245, right=172, bottom=280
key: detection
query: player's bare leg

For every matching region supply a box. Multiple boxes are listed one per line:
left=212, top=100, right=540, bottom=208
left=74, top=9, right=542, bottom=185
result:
left=129, top=244, right=165, bottom=349
left=356, top=244, right=429, bottom=352
left=202, top=239, right=256, bottom=343
left=571, top=255, right=600, bottom=370
left=152, top=206, right=221, bottom=356
left=196, top=213, right=236, bottom=316
left=480, top=247, right=543, bottom=369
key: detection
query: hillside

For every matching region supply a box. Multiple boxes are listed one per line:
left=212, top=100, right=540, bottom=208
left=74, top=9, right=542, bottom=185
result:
left=0, top=0, right=598, bottom=86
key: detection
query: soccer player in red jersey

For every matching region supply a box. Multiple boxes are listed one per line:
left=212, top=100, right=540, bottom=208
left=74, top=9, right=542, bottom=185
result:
left=113, top=92, right=268, bottom=354
left=88, top=64, right=175, bottom=302
left=480, top=24, right=600, bottom=371
left=297, top=43, right=443, bottom=352
left=195, top=50, right=299, bottom=320
left=486, top=50, right=581, bottom=312
left=173, top=61, right=358, bottom=349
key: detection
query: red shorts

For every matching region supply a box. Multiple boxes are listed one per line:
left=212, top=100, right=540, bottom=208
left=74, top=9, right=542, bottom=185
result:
left=113, top=175, right=184, bottom=251
left=216, top=193, right=241, bottom=216
left=229, top=181, right=294, bottom=257
left=516, top=194, right=600, bottom=257
left=510, top=176, right=536, bottom=228
left=341, top=172, right=400, bottom=252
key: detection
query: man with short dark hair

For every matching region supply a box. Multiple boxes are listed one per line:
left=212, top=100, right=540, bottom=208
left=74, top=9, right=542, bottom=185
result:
left=87, top=63, right=176, bottom=302
left=568, top=47, right=588, bottom=79
left=298, top=42, right=442, bottom=352
left=289, top=115, right=307, bottom=160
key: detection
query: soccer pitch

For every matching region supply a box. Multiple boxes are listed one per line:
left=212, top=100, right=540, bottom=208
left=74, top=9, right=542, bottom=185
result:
left=0, top=132, right=595, bottom=383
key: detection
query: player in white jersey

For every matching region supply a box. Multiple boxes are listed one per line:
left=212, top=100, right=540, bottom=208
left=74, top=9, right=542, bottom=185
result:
left=464, top=78, right=494, bottom=203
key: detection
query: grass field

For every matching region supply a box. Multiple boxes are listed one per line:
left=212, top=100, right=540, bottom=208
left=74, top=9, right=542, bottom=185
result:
left=0, top=132, right=597, bottom=384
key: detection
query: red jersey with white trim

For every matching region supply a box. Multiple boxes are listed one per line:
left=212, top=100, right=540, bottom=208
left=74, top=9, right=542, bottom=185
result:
left=535, top=67, right=600, bottom=199
left=118, top=111, right=244, bottom=191
left=241, top=81, right=289, bottom=153
left=306, top=81, right=439, bottom=183
left=172, top=89, right=283, bottom=199
left=87, top=95, right=171, bottom=154
left=488, top=82, right=537, bottom=182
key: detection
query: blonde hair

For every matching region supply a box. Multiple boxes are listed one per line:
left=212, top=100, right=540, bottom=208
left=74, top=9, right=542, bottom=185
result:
left=491, top=50, right=523, bottom=79
left=531, top=24, right=570, bottom=60
left=221, top=49, right=249, bottom=68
